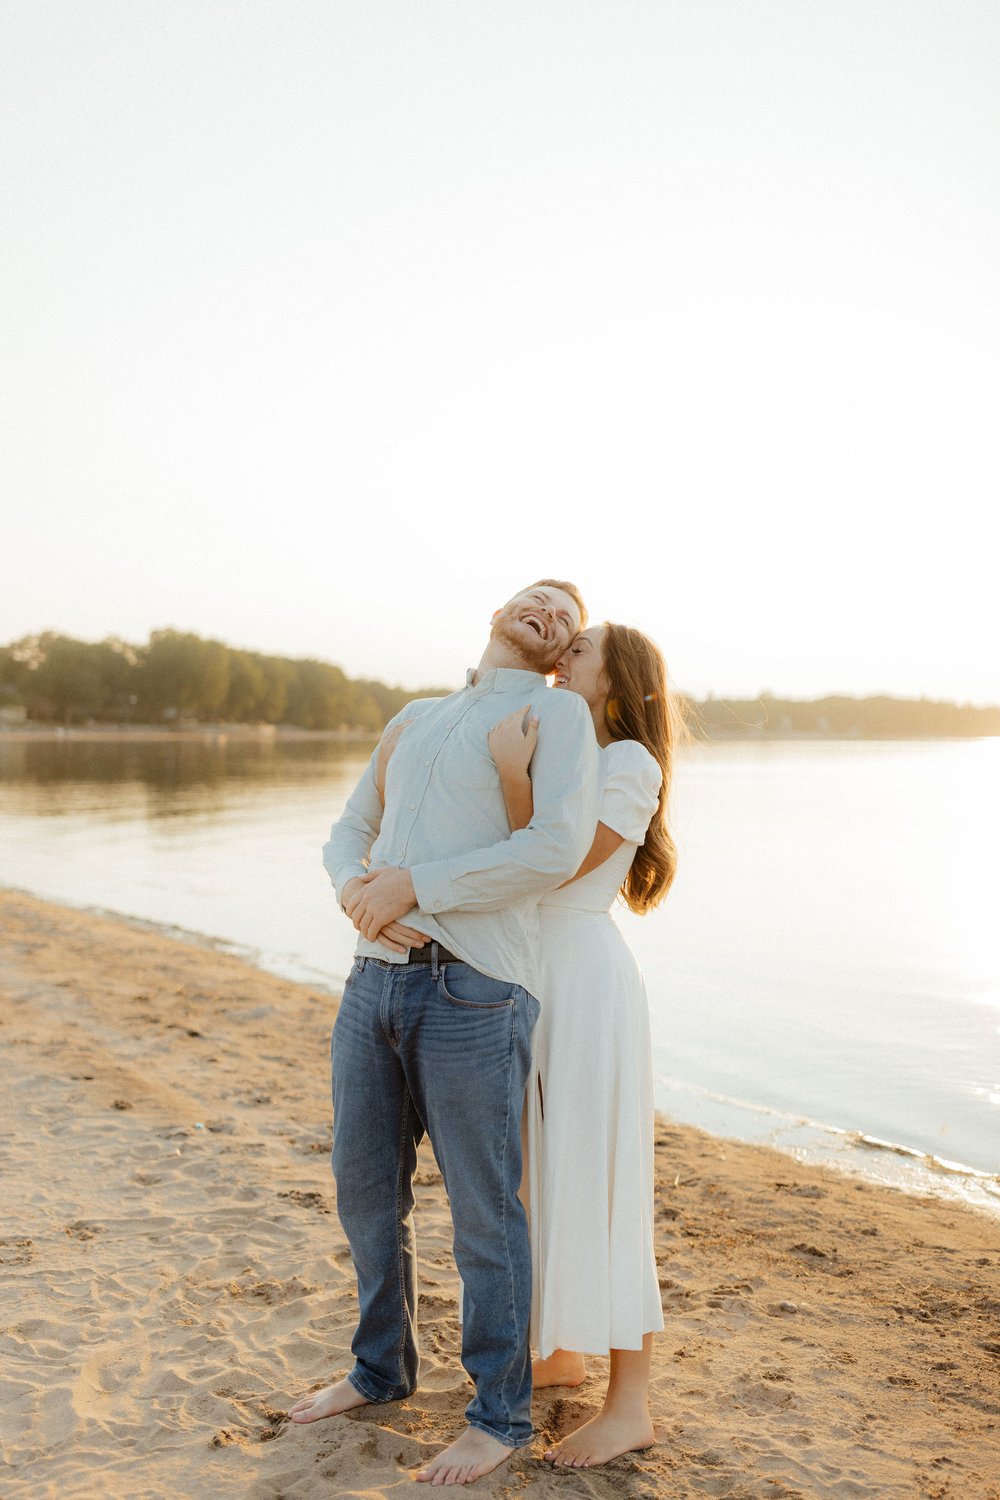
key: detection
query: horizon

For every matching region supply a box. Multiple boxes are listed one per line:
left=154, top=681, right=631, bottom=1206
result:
left=3, top=3, right=997, bottom=707
left=3, top=622, right=998, bottom=712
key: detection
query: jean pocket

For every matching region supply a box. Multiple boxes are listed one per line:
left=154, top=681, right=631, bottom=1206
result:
left=438, top=964, right=518, bottom=1009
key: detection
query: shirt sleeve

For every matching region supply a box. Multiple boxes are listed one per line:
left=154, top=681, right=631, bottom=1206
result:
left=322, top=700, right=436, bottom=908
left=599, top=740, right=662, bottom=843
left=409, top=691, right=600, bottom=915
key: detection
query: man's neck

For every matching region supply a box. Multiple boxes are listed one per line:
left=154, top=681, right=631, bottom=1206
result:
left=470, top=642, right=541, bottom=686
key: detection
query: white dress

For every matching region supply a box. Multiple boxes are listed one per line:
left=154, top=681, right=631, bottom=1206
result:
left=525, top=738, right=666, bottom=1358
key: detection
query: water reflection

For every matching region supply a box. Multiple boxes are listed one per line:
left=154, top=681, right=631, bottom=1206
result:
left=0, top=737, right=379, bottom=816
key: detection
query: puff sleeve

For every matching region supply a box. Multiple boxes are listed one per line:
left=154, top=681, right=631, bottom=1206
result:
left=599, top=740, right=662, bottom=843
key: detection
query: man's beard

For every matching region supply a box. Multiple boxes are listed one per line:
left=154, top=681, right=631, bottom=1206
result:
left=491, top=615, right=560, bottom=673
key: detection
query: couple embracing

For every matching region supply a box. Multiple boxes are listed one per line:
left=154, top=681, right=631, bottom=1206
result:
left=291, top=580, right=678, bottom=1485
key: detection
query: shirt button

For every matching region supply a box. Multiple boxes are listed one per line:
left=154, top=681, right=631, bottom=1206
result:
left=409, top=803, right=416, bottom=810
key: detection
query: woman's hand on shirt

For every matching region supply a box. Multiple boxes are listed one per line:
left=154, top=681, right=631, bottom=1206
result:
left=487, top=707, right=539, bottom=776
left=488, top=707, right=538, bottom=832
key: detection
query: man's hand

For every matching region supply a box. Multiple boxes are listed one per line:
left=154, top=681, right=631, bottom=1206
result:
left=376, top=921, right=429, bottom=956
left=344, top=867, right=417, bottom=941
left=340, top=876, right=367, bottom=915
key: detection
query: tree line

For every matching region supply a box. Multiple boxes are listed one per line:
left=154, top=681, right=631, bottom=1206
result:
left=0, top=630, right=443, bottom=731
left=1, top=630, right=997, bottom=737
left=696, top=692, right=1000, bottom=739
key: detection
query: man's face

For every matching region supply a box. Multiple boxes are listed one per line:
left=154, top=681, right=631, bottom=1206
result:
left=490, top=585, right=582, bottom=673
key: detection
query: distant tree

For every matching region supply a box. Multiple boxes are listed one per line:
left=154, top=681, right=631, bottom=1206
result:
left=23, top=634, right=107, bottom=724
left=283, top=658, right=351, bottom=730
left=0, top=645, right=21, bottom=696
left=99, top=637, right=142, bottom=721
left=692, top=691, right=1000, bottom=739
left=0, top=634, right=141, bottom=723
left=223, top=651, right=268, bottom=721
left=140, top=631, right=230, bottom=720
left=356, top=677, right=434, bottom=724
left=0, top=630, right=449, bottom=730
left=255, top=654, right=292, bottom=723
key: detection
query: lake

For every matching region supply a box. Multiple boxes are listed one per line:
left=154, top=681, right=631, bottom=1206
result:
left=2, top=733, right=998, bottom=1206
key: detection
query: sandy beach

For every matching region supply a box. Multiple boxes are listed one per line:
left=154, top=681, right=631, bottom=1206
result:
left=2, top=889, right=998, bottom=1500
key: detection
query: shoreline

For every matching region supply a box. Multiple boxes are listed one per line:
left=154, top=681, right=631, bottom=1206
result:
left=0, top=723, right=380, bottom=743
left=2, top=889, right=999, bottom=1498
left=652, top=1073, right=1000, bottom=1220
left=4, top=723, right=999, bottom=744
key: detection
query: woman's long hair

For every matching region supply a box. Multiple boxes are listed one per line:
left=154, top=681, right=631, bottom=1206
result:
left=601, top=623, right=683, bottom=914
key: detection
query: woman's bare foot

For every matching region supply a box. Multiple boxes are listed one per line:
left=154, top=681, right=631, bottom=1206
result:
left=532, top=1349, right=587, bottom=1388
left=545, top=1406, right=655, bottom=1467
left=415, top=1425, right=513, bottom=1485
left=287, top=1376, right=370, bottom=1423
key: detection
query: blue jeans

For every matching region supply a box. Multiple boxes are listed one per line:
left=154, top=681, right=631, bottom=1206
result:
left=330, top=945, right=539, bottom=1449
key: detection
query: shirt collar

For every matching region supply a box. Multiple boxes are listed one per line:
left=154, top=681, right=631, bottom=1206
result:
left=465, top=666, right=548, bottom=693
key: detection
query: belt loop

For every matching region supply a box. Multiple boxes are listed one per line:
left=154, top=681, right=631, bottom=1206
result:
left=430, top=941, right=439, bottom=981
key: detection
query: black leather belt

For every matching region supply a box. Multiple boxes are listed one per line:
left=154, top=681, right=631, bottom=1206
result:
left=407, top=941, right=461, bottom=964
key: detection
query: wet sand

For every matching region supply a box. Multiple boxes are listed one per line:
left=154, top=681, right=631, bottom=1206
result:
left=2, top=889, right=998, bottom=1499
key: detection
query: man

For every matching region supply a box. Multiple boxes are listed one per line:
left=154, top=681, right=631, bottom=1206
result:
left=289, top=580, right=599, bottom=1485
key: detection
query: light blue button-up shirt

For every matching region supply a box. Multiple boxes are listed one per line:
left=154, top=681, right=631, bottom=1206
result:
left=323, top=667, right=599, bottom=994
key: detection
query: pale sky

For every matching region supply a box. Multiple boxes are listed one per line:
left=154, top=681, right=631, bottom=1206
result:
left=2, top=1, right=997, bottom=702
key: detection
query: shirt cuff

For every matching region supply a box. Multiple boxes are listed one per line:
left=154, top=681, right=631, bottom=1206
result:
left=332, top=863, right=368, bottom=911
left=409, top=859, right=452, bottom=914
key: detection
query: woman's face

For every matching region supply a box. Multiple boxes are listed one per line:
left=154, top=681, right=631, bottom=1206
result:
left=552, top=626, right=608, bottom=713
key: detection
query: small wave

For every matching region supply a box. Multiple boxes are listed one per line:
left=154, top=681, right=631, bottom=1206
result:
left=845, top=1131, right=1000, bottom=1189
left=654, top=1072, right=1000, bottom=1211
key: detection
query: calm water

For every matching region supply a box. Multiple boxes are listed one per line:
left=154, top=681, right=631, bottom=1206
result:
left=2, top=735, right=998, bottom=1199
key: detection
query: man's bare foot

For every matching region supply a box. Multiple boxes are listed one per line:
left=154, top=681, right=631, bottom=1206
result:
left=415, top=1425, right=514, bottom=1485
left=287, top=1376, right=370, bottom=1423
left=532, top=1349, right=587, bottom=1388
left=545, top=1407, right=655, bottom=1467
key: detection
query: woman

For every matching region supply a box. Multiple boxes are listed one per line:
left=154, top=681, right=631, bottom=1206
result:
left=486, top=622, right=679, bottom=1469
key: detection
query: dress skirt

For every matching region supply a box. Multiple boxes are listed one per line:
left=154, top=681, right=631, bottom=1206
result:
left=523, top=904, right=665, bottom=1358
